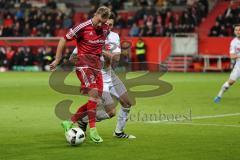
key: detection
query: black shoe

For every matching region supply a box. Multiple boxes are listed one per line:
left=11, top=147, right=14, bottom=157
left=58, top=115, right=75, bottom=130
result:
left=113, top=131, right=136, bottom=139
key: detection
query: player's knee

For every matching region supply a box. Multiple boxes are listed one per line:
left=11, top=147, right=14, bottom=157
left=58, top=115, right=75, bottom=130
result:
left=88, top=89, right=99, bottom=98
left=120, top=99, right=132, bottom=108
left=88, top=97, right=102, bottom=105
left=228, top=80, right=235, bottom=85
left=108, top=108, right=116, bottom=118
left=120, top=93, right=132, bottom=108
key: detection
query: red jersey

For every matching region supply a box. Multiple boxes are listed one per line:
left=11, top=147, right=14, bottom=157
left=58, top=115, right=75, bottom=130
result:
left=64, top=19, right=109, bottom=69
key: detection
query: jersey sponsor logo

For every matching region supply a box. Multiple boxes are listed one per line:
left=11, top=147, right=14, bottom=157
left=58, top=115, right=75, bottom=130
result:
left=84, top=31, right=94, bottom=36
left=88, top=39, right=105, bottom=44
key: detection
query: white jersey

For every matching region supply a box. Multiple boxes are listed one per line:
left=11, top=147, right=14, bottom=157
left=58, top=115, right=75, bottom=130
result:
left=101, top=31, right=121, bottom=83
left=101, top=31, right=126, bottom=104
left=230, top=38, right=240, bottom=67
left=105, top=31, right=121, bottom=53
left=229, top=38, right=240, bottom=81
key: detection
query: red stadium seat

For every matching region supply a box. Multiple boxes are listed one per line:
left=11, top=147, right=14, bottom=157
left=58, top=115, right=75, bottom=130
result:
left=112, top=28, right=121, bottom=34
left=120, top=28, right=130, bottom=37
left=118, top=11, right=135, bottom=21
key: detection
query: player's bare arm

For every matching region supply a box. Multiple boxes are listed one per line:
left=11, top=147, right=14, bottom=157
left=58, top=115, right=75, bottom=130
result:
left=50, top=38, right=67, bottom=71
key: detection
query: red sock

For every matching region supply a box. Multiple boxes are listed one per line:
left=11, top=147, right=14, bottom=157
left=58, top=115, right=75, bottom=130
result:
left=71, top=103, right=88, bottom=123
left=87, top=100, right=97, bottom=128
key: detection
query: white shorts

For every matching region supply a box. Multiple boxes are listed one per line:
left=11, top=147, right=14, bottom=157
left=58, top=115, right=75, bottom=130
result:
left=101, top=72, right=127, bottom=106
left=230, top=65, right=240, bottom=81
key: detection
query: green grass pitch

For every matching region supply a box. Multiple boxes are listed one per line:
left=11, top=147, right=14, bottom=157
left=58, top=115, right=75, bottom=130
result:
left=0, top=72, right=240, bottom=160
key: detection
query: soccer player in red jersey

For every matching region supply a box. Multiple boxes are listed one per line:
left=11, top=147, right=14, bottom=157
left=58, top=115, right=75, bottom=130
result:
left=50, top=6, right=111, bottom=143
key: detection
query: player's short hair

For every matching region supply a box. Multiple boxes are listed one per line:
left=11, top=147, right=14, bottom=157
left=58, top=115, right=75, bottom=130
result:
left=95, top=6, right=111, bottom=19
left=234, top=24, right=240, bottom=28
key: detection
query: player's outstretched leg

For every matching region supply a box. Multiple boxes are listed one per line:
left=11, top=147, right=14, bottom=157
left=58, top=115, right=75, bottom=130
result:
left=77, top=107, right=112, bottom=135
left=114, top=107, right=136, bottom=139
left=87, top=102, right=104, bottom=143
left=72, top=100, right=103, bottom=143
left=114, top=93, right=136, bottom=139
left=61, top=103, right=88, bottom=132
left=87, top=87, right=104, bottom=143
left=214, top=80, right=235, bottom=103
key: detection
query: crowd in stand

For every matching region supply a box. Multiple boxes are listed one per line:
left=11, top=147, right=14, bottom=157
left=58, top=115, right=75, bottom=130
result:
left=0, top=0, right=209, bottom=37
left=0, top=46, right=72, bottom=71
left=2, top=0, right=238, bottom=38
left=209, top=4, right=240, bottom=37
left=128, top=0, right=208, bottom=37
left=2, top=0, right=236, bottom=71
left=0, top=0, right=73, bottom=37
left=91, top=0, right=209, bottom=37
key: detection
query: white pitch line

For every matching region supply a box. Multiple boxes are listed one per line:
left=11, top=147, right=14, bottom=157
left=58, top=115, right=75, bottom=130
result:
left=192, top=112, right=240, bottom=120
left=145, top=113, right=240, bottom=128
left=146, top=112, right=240, bottom=123
left=156, top=122, right=240, bottom=128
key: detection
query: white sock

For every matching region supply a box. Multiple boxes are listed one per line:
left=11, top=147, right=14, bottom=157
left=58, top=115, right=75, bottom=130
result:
left=115, top=106, right=130, bottom=133
left=81, top=109, right=110, bottom=123
left=217, top=82, right=230, bottom=98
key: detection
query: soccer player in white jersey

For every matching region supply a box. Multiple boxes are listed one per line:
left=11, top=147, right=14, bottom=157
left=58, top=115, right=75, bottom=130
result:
left=214, top=24, right=240, bottom=103
left=70, top=13, right=136, bottom=138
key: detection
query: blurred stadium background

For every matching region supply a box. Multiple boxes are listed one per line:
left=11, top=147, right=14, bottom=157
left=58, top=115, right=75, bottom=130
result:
left=0, top=0, right=239, bottom=72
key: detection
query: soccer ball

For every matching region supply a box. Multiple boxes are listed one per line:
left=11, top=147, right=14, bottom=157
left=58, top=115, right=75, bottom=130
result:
left=65, top=128, right=85, bottom=146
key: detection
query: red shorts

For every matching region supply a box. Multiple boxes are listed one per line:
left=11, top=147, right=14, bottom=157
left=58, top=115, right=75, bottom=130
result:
left=76, top=67, right=103, bottom=96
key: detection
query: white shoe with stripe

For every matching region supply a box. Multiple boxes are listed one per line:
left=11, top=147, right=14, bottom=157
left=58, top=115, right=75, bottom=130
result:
left=113, top=131, right=136, bottom=139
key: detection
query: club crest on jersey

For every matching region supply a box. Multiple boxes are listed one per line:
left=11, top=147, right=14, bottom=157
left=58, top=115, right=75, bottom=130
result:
left=89, top=31, right=93, bottom=36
